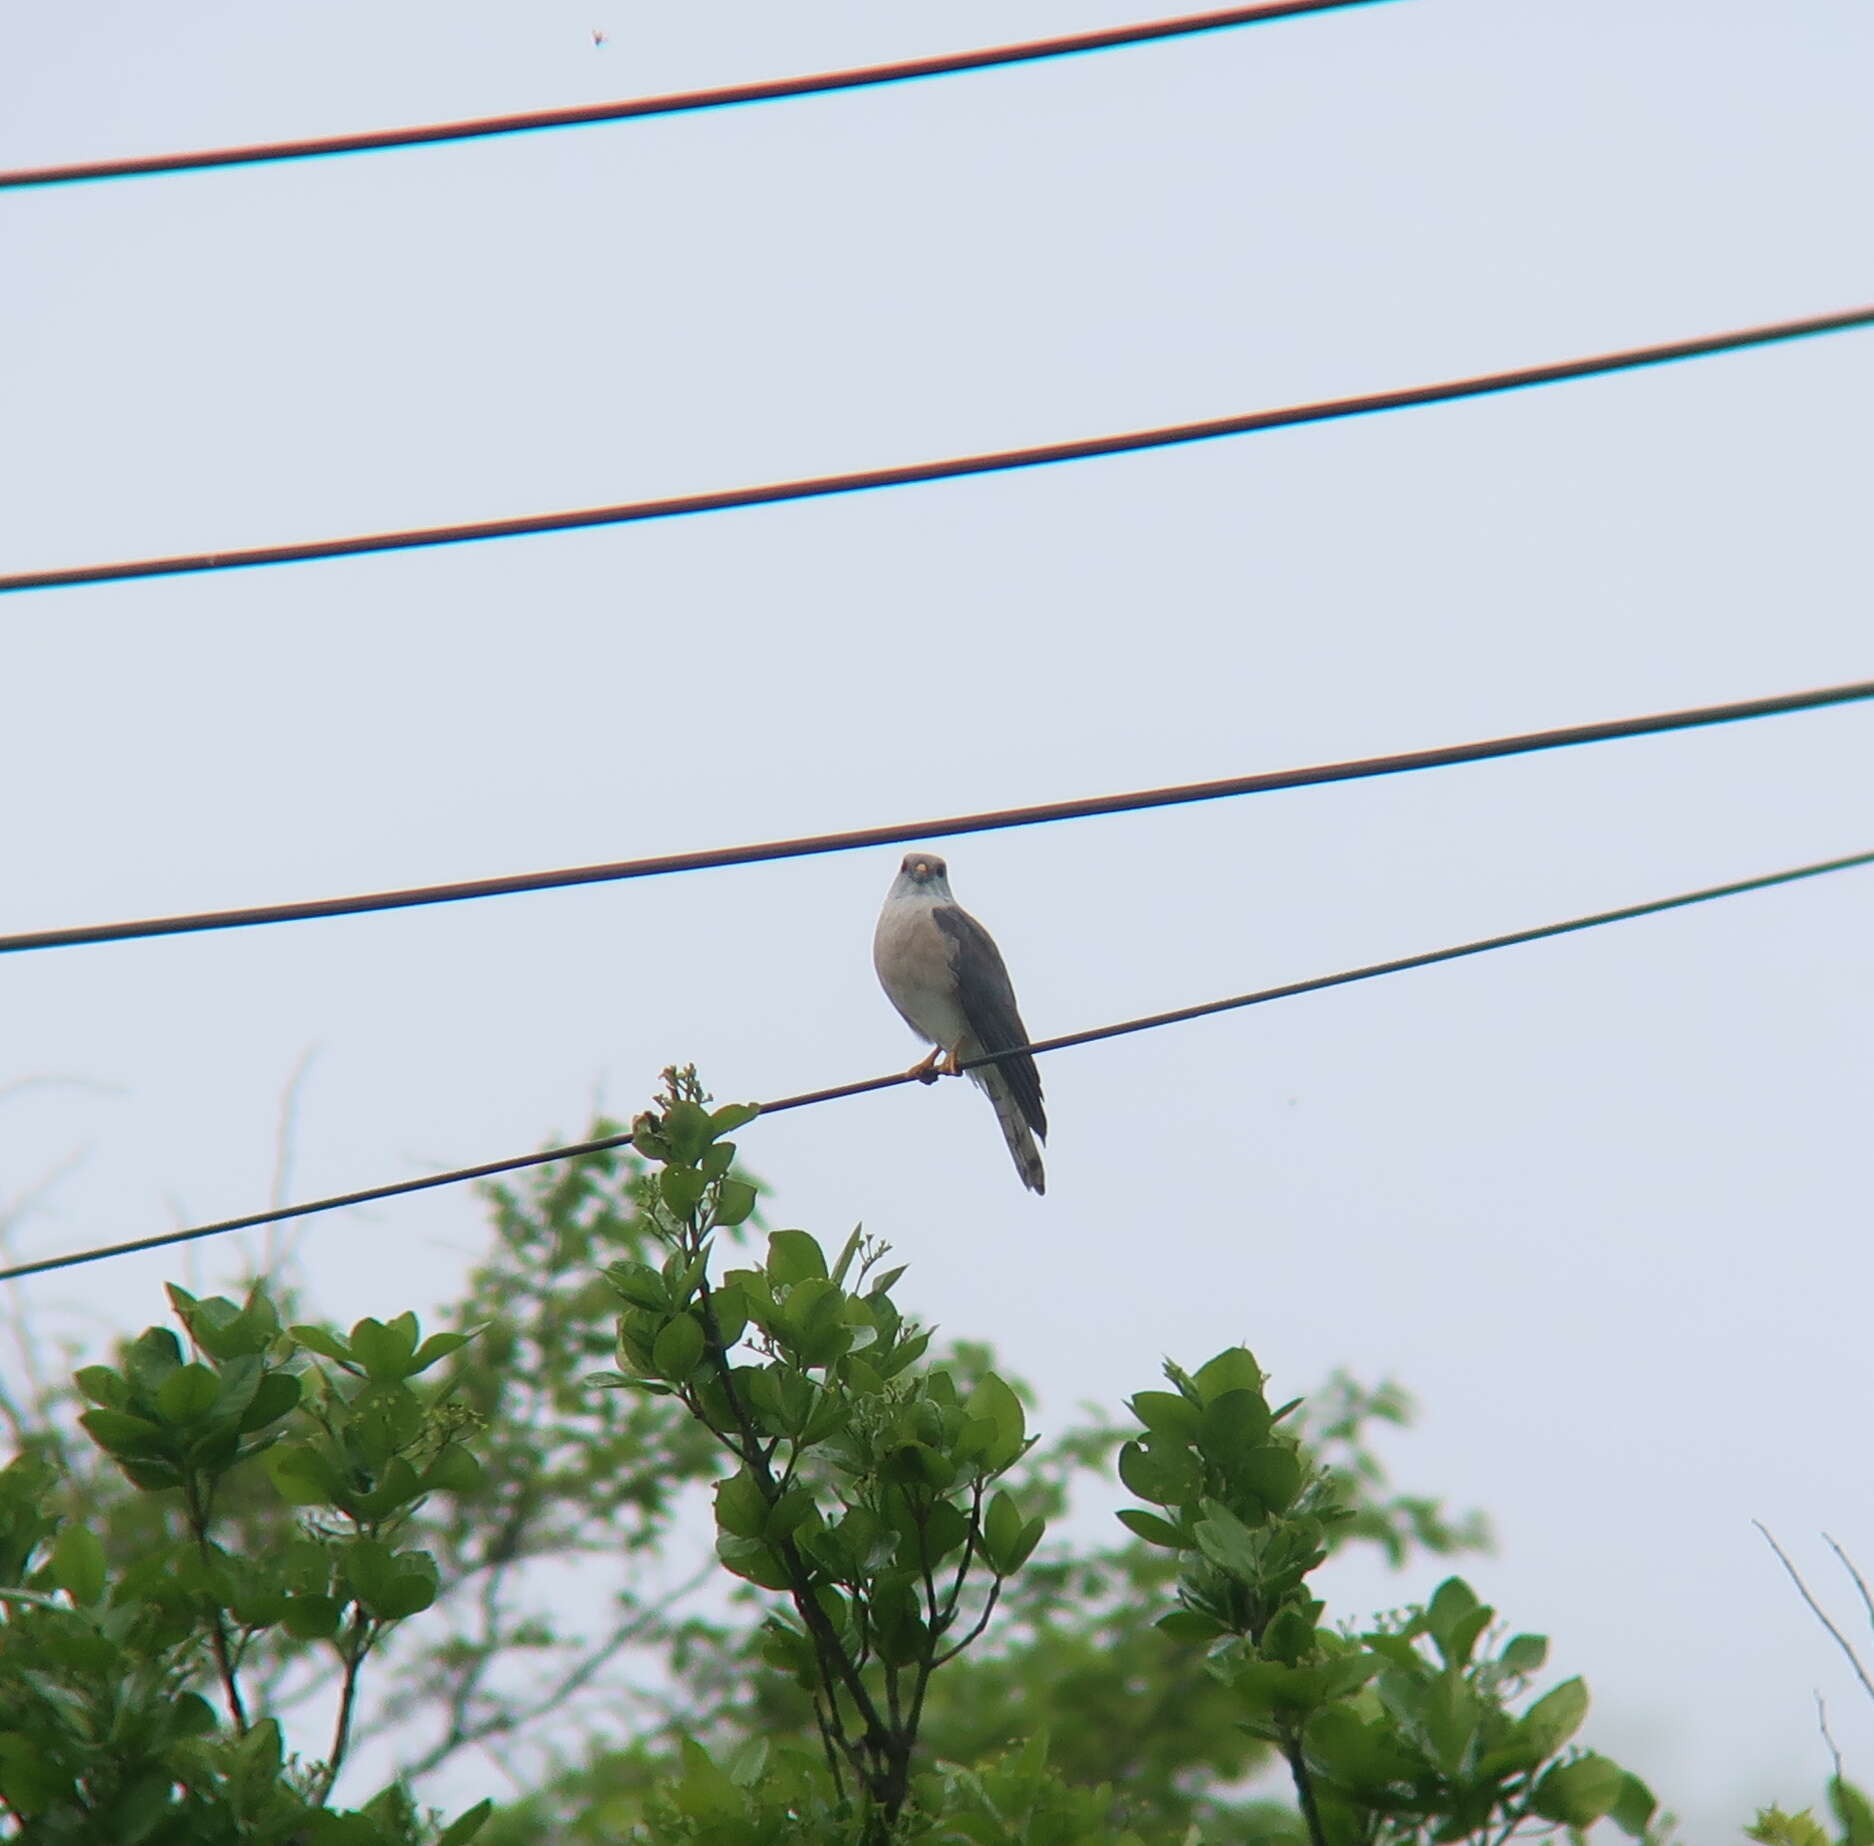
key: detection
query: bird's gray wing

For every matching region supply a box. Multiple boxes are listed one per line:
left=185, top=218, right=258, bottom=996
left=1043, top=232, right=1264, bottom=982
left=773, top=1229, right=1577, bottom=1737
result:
left=932, top=905, right=1046, bottom=1140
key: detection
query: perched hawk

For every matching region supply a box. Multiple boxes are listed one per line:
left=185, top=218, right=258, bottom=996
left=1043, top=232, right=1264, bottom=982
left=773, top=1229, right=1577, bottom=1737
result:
left=873, top=851, right=1047, bottom=1194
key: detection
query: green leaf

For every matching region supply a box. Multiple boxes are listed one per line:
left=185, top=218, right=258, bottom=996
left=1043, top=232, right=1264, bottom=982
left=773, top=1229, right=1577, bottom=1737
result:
left=1240, top=1445, right=1303, bottom=1514
left=0, top=1732, right=70, bottom=1816
left=704, top=1282, right=748, bottom=1349
left=661, top=1166, right=708, bottom=1217
left=171, top=1691, right=219, bottom=1737
left=125, top=1326, right=184, bottom=1392
left=72, top=1365, right=126, bottom=1410
left=1425, top=1579, right=1491, bottom=1668
left=765, top=1489, right=820, bottom=1546
left=289, top=1323, right=356, bottom=1366
left=1225, top=1658, right=1341, bottom=1719
left=767, top=1230, right=828, bottom=1284
left=117, top=1457, right=183, bottom=1491
left=238, top=1369, right=302, bottom=1433
left=281, top=1593, right=342, bottom=1639
left=867, top=1263, right=907, bottom=1300
left=1200, top=1388, right=1275, bottom=1460
left=266, top=1443, right=341, bottom=1506
left=714, top=1177, right=758, bottom=1226
left=882, top=1442, right=957, bottom=1490
left=342, top=1538, right=394, bottom=1602
left=344, top=1540, right=440, bottom=1619
left=1192, top=1348, right=1265, bottom=1406
left=1615, top=1771, right=1661, bottom=1839
left=965, top=1372, right=1027, bottom=1472
left=422, top=1445, right=483, bottom=1495
left=1416, top=1666, right=1481, bottom=1773
left=409, top=1329, right=476, bottom=1374
left=715, top=1470, right=768, bottom=1540
left=77, top=1408, right=169, bottom=1458
left=778, top=1277, right=849, bottom=1367
left=982, top=1490, right=1024, bottom=1573
left=437, top=1798, right=495, bottom=1846
left=663, top=1101, right=715, bottom=1164
left=347, top=1454, right=424, bottom=1521
left=759, top=1614, right=819, bottom=1684
left=710, top=1101, right=761, bottom=1137
left=1533, top=1753, right=1627, bottom=1827
left=717, top=1534, right=792, bottom=1591
left=1441, top=1604, right=1492, bottom=1670
left=1156, top=1609, right=1227, bottom=1643
left=606, top=1261, right=668, bottom=1310
left=1193, top=1500, right=1262, bottom=1578
left=354, top=1312, right=416, bottom=1377
left=156, top=1362, right=221, bottom=1424
left=1749, top=1809, right=1833, bottom=1846
left=50, top=1525, right=107, bottom=1604
left=1520, top=1675, right=1589, bottom=1758
left=1117, top=1435, right=1200, bottom=1508
left=1500, top=1631, right=1548, bottom=1675
left=373, top=1566, right=440, bottom=1618
left=1115, top=1508, right=1185, bottom=1548
left=1004, top=1515, right=1046, bottom=1573
left=1424, top=1573, right=1476, bottom=1622
left=652, top=1314, right=706, bottom=1381
left=869, top=1572, right=928, bottom=1667
left=1305, top=1705, right=1426, bottom=1791
left=1129, top=1390, right=1201, bottom=1438
left=727, top=1736, right=770, bottom=1790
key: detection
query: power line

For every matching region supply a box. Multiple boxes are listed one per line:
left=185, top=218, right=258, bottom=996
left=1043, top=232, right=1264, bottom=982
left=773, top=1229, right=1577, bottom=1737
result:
left=4, top=304, right=1870, bottom=596
left=0, top=0, right=1398, bottom=192
left=4, top=678, right=1868, bottom=958
left=5, top=843, right=1866, bottom=1285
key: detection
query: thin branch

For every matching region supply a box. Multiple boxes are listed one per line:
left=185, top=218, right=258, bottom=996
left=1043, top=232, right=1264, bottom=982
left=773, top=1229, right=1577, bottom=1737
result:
left=262, top=1045, right=322, bottom=1274
left=1825, top=1533, right=1874, bottom=1644
left=931, top=1579, right=1003, bottom=1668
left=315, top=1613, right=376, bottom=1802
left=696, top=1270, right=889, bottom=1761
left=181, top=1475, right=249, bottom=1734
left=1755, top=1523, right=1874, bottom=1705
left=1817, top=1692, right=1846, bottom=1789
left=811, top=1686, right=849, bottom=1804
left=401, top=1561, right=715, bottom=1778
left=1282, top=1729, right=1331, bottom=1846
left=1484, top=1793, right=1537, bottom=1846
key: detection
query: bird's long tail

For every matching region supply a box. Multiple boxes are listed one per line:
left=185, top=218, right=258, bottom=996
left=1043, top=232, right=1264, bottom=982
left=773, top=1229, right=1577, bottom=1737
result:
left=977, top=1071, right=1046, bottom=1195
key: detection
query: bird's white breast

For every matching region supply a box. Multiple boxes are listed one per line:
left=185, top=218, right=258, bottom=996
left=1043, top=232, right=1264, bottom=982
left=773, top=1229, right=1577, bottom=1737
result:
left=873, top=895, right=972, bottom=1050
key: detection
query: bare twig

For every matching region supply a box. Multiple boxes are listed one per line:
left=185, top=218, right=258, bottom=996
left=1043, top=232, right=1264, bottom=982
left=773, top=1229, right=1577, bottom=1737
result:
left=931, top=1579, right=1002, bottom=1668
left=401, top=1560, right=715, bottom=1778
left=0, top=1142, right=94, bottom=1428
left=1816, top=1692, right=1846, bottom=1787
left=1755, top=1523, right=1874, bottom=1705
left=1825, top=1534, right=1874, bottom=1646
left=262, top=1046, right=322, bottom=1275
left=316, top=1612, right=377, bottom=1802
left=1282, top=1729, right=1330, bottom=1846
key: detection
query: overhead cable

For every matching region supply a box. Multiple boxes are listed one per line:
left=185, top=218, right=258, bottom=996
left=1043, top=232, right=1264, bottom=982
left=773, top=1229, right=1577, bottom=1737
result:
left=0, top=1, right=1399, bottom=191
left=2, top=678, right=1868, bottom=958
left=4, top=843, right=1866, bottom=1285
left=3, top=304, right=1870, bottom=596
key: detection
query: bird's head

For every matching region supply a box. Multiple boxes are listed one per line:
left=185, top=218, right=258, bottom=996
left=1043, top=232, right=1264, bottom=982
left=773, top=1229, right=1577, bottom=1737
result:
left=893, top=850, right=954, bottom=899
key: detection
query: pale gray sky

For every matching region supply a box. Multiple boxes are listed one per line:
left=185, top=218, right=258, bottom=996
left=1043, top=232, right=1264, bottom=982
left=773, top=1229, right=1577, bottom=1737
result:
left=3, top=0, right=1872, bottom=1832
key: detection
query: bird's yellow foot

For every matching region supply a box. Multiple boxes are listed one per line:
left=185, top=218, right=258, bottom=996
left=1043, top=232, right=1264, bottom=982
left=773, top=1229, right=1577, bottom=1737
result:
left=907, top=1048, right=944, bottom=1084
